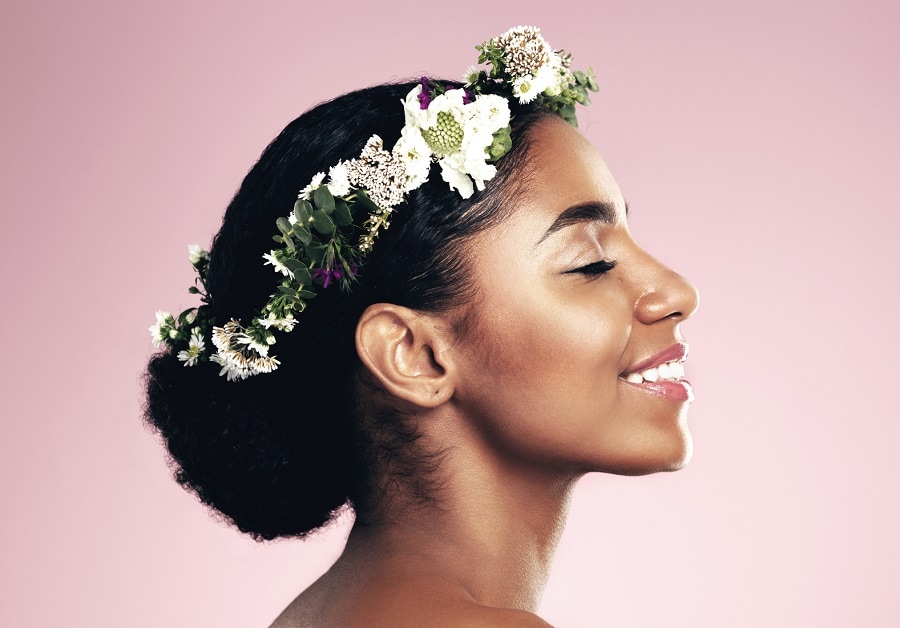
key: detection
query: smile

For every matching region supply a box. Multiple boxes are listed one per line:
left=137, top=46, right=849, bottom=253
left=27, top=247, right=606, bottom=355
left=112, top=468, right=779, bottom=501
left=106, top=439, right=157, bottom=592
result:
left=622, top=359, right=684, bottom=384
left=620, top=343, right=693, bottom=402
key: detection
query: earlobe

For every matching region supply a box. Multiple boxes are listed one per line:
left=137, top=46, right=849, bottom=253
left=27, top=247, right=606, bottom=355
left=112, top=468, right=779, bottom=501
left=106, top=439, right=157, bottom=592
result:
left=355, top=304, right=455, bottom=408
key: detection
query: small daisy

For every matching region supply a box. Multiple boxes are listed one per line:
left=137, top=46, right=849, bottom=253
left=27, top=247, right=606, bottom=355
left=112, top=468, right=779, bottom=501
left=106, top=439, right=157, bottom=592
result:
left=262, top=251, right=293, bottom=277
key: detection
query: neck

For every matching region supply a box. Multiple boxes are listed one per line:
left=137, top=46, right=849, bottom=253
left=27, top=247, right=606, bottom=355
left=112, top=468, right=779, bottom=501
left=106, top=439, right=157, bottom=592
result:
left=342, top=410, right=580, bottom=612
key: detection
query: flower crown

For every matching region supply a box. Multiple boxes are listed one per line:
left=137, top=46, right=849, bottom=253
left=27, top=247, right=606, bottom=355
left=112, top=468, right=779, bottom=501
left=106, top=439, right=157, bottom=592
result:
left=150, top=26, right=598, bottom=381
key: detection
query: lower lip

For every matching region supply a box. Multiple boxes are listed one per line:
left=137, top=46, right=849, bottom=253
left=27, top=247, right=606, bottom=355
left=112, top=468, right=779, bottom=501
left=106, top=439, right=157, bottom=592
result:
left=621, top=378, right=694, bottom=402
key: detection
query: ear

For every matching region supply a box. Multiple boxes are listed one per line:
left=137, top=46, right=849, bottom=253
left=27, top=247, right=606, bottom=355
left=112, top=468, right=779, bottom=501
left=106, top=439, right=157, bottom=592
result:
left=355, top=303, right=456, bottom=408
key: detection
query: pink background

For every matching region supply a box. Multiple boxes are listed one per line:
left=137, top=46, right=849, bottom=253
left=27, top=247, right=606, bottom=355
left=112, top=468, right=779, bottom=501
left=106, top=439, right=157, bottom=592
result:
left=2, top=0, right=898, bottom=626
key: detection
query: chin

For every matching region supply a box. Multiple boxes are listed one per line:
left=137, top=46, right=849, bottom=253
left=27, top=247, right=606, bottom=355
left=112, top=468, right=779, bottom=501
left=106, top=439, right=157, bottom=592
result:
left=594, top=431, right=693, bottom=476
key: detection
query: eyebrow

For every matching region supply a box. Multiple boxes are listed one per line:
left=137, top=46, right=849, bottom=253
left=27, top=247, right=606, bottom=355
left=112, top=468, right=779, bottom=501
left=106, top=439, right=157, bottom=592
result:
left=536, top=200, right=627, bottom=245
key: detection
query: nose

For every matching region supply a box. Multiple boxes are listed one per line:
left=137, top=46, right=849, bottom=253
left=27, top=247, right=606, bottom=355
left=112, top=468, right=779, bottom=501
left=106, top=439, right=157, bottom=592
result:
left=633, top=255, right=699, bottom=326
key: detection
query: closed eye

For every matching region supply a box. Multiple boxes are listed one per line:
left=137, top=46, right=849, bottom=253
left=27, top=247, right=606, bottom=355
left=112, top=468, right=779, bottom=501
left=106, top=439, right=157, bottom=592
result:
left=565, top=259, right=617, bottom=276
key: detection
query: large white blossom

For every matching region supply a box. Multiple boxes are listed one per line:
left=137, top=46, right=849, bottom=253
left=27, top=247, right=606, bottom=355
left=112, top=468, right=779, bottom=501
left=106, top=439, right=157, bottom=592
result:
left=401, top=85, right=511, bottom=199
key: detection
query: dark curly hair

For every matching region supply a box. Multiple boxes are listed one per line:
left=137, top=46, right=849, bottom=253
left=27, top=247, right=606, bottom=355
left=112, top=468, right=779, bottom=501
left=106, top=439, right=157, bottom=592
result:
left=144, top=80, right=555, bottom=541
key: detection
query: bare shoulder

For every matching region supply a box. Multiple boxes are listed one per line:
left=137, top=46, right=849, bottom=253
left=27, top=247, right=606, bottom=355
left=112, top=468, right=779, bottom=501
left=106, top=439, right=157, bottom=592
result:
left=340, top=600, right=553, bottom=627
left=270, top=576, right=553, bottom=627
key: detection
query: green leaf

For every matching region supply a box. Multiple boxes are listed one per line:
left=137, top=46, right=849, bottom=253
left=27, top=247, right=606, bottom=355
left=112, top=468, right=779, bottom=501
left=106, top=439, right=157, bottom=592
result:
left=311, top=210, right=335, bottom=235
left=283, top=258, right=307, bottom=272
left=277, top=285, right=298, bottom=297
left=293, top=199, right=312, bottom=224
left=306, top=242, right=327, bottom=265
left=333, top=200, right=353, bottom=226
left=284, top=259, right=312, bottom=285
left=354, top=190, right=380, bottom=214
left=487, top=128, right=512, bottom=162
left=297, top=289, right=317, bottom=299
left=282, top=235, right=295, bottom=252
left=295, top=223, right=313, bottom=246
left=276, top=217, right=292, bottom=235
left=573, top=70, right=587, bottom=85
left=312, top=185, right=336, bottom=214
left=272, top=234, right=284, bottom=244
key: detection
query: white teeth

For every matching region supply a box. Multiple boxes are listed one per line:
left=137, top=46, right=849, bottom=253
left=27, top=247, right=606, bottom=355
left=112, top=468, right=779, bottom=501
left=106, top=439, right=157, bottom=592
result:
left=624, top=360, right=685, bottom=384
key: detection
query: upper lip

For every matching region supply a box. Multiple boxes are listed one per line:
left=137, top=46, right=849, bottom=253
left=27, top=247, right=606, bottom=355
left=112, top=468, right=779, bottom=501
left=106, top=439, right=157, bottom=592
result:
left=622, top=343, right=689, bottom=375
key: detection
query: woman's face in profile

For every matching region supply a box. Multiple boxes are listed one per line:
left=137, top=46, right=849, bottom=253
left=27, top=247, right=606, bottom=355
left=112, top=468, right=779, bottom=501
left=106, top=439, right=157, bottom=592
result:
left=451, top=116, right=699, bottom=476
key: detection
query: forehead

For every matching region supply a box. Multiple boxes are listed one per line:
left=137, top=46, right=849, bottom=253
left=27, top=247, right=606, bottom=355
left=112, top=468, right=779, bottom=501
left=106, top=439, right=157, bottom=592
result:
left=522, top=117, right=626, bottom=220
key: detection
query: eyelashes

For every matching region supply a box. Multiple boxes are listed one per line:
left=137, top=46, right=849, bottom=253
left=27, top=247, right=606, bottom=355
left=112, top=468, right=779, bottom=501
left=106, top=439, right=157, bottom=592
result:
left=565, top=259, right=618, bottom=277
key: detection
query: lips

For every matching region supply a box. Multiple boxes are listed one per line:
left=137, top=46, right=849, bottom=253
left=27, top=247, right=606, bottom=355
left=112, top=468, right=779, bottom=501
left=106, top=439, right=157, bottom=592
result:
left=620, top=343, right=693, bottom=402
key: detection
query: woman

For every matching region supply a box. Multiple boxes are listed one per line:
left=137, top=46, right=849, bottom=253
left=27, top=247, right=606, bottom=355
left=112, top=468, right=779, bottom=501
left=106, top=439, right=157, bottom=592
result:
left=145, top=26, right=698, bottom=626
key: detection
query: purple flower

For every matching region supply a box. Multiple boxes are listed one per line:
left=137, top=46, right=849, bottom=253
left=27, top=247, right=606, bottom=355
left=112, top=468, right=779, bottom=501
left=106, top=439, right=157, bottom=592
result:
left=418, top=76, right=432, bottom=110
left=462, top=89, right=473, bottom=105
left=311, top=267, right=343, bottom=289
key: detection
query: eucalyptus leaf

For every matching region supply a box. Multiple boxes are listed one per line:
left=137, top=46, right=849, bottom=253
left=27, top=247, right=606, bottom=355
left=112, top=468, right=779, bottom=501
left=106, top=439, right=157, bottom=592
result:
left=293, top=199, right=312, bottom=224
left=277, top=286, right=298, bottom=297
left=306, top=242, right=327, bottom=265
left=295, top=224, right=313, bottom=246
left=283, top=258, right=308, bottom=273
left=333, top=200, right=353, bottom=227
left=294, top=267, right=312, bottom=285
left=311, top=210, right=335, bottom=235
left=354, top=190, right=380, bottom=214
left=297, top=289, right=318, bottom=299
left=276, top=217, right=292, bottom=235
left=312, top=186, right=336, bottom=214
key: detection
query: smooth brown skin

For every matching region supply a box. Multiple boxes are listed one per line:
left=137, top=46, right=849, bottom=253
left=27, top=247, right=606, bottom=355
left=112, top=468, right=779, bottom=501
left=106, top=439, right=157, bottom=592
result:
left=271, top=117, right=699, bottom=627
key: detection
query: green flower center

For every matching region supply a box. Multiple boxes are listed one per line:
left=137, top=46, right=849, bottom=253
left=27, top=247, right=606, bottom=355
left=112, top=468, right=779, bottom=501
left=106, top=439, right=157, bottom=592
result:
left=421, top=111, right=464, bottom=155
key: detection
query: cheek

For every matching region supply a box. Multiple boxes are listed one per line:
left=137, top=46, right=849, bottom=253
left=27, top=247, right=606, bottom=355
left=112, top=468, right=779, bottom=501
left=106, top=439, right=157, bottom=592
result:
left=454, top=289, right=631, bottom=461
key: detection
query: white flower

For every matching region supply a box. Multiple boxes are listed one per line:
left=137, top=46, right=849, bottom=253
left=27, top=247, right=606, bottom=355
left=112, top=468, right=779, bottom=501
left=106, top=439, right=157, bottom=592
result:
left=149, top=310, right=172, bottom=347
left=235, top=330, right=275, bottom=356
left=471, top=94, right=511, bottom=131
left=438, top=156, right=475, bottom=198
left=249, top=355, right=280, bottom=375
left=394, top=126, right=433, bottom=191
left=257, top=311, right=297, bottom=332
left=495, top=25, right=553, bottom=79
left=463, top=65, right=481, bottom=85
left=187, top=244, right=207, bottom=265
left=326, top=162, right=351, bottom=197
left=512, top=75, right=539, bottom=103
left=402, top=85, right=429, bottom=128
left=297, top=171, right=326, bottom=200
left=262, top=250, right=293, bottom=277
left=532, top=63, right=556, bottom=95
left=398, top=86, right=509, bottom=199
left=542, top=52, right=571, bottom=96
left=420, top=88, right=467, bottom=132
left=177, top=329, right=206, bottom=367
left=211, top=352, right=251, bottom=381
